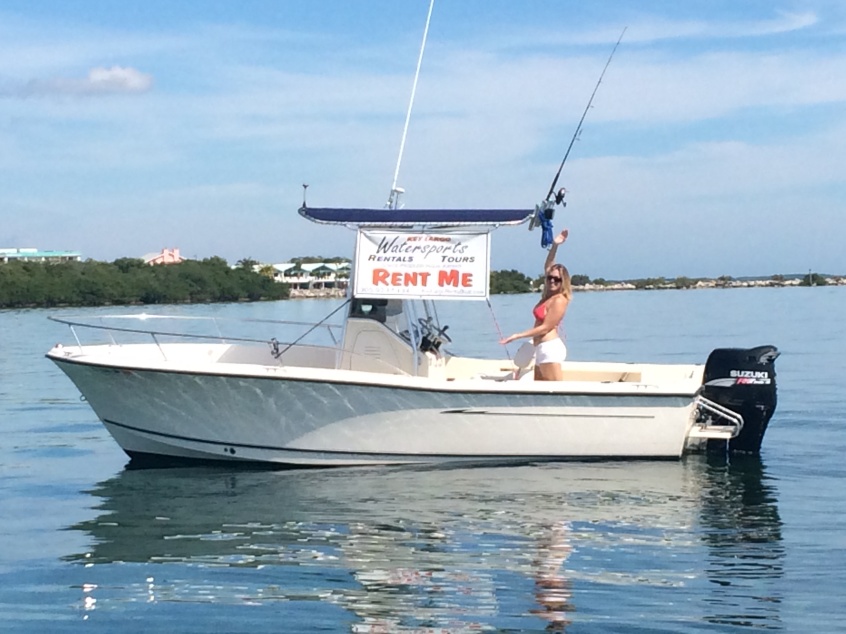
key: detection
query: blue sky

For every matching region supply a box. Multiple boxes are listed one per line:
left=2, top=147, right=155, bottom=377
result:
left=1, top=1, right=844, bottom=279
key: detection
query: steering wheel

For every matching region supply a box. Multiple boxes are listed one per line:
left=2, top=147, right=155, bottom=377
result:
left=417, top=317, right=435, bottom=338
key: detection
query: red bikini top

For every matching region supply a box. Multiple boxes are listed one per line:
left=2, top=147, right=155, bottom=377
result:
left=533, top=302, right=547, bottom=321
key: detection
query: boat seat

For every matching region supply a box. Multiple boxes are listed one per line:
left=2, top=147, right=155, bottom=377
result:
left=475, top=367, right=535, bottom=381
left=475, top=373, right=515, bottom=382
left=558, top=370, right=642, bottom=383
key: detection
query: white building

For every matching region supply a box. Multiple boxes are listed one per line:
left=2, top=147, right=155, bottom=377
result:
left=0, top=248, right=81, bottom=264
left=271, top=261, right=350, bottom=290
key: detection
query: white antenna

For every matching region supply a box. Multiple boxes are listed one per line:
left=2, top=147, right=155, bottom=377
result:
left=387, top=0, right=435, bottom=210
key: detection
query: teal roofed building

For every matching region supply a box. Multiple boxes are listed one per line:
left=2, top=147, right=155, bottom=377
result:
left=271, top=261, right=350, bottom=290
left=0, top=248, right=82, bottom=264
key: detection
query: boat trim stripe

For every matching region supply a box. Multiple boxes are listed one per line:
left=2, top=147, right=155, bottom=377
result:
left=102, top=418, right=661, bottom=459
left=439, top=408, right=653, bottom=419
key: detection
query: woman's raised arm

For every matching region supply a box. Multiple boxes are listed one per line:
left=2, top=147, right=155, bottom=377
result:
left=544, top=229, right=569, bottom=273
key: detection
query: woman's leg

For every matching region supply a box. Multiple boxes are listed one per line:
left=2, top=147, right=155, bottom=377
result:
left=536, top=362, right=563, bottom=381
left=534, top=339, right=566, bottom=381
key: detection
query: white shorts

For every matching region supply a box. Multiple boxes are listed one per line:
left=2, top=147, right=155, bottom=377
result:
left=535, top=338, right=567, bottom=365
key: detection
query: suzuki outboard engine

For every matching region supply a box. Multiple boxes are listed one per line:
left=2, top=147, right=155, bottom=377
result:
left=699, top=345, right=779, bottom=453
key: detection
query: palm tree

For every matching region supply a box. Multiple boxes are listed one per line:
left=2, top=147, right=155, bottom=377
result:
left=237, top=257, right=259, bottom=270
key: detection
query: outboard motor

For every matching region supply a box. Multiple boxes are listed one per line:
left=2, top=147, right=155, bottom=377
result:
left=699, top=345, right=779, bottom=453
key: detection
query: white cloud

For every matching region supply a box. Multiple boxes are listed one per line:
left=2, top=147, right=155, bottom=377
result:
left=17, top=66, right=153, bottom=97
left=624, top=10, right=818, bottom=43
left=476, top=10, right=820, bottom=50
left=86, top=66, right=152, bottom=92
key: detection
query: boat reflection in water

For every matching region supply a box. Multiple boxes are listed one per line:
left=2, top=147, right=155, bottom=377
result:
left=699, top=455, right=784, bottom=629
left=66, top=459, right=782, bottom=631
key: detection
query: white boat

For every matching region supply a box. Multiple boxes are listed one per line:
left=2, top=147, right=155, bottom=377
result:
left=46, top=10, right=778, bottom=468
left=46, top=205, right=779, bottom=467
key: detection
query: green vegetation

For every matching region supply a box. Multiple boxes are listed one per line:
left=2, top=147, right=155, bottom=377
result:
left=2, top=255, right=838, bottom=308
left=490, top=271, right=611, bottom=292
left=490, top=269, right=534, bottom=294
left=800, top=272, right=828, bottom=286
left=0, top=258, right=289, bottom=309
left=629, top=276, right=666, bottom=289
left=487, top=270, right=843, bottom=294
left=673, top=276, right=694, bottom=289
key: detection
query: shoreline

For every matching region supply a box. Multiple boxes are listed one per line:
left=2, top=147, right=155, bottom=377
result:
left=576, top=277, right=846, bottom=292
left=288, top=288, right=348, bottom=299
left=4, top=278, right=839, bottom=309
left=288, top=277, right=845, bottom=299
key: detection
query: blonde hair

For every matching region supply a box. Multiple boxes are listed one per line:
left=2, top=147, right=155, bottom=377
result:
left=543, top=264, right=572, bottom=301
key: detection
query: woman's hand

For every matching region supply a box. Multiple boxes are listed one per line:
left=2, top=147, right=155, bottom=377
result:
left=500, top=334, right=519, bottom=345
left=545, top=228, right=569, bottom=271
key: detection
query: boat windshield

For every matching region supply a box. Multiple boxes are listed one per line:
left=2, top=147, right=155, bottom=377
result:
left=348, top=298, right=445, bottom=352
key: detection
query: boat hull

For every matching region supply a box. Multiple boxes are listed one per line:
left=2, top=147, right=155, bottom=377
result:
left=52, top=356, right=696, bottom=466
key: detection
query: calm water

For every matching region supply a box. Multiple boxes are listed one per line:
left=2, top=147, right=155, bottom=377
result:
left=1, top=287, right=844, bottom=632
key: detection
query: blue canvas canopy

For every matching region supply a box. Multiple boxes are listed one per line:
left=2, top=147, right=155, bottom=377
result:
left=299, top=206, right=533, bottom=227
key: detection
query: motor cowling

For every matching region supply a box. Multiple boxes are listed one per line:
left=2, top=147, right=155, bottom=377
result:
left=699, top=345, right=779, bottom=453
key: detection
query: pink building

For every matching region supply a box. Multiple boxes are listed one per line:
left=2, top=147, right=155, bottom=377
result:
left=143, top=248, right=185, bottom=265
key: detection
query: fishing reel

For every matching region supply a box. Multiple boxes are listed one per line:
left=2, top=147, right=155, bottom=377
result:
left=528, top=189, right=566, bottom=232
left=528, top=201, right=551, bottom=232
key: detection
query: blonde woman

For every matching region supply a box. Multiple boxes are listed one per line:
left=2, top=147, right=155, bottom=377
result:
left=500, top=229, right=571, bottom=380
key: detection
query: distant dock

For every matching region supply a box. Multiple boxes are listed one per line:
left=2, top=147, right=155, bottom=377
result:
left=289, top=288, right=346, bottom=299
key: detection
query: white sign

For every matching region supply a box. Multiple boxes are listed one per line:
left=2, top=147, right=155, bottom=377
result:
left=354, top=230, right=490, bottom=300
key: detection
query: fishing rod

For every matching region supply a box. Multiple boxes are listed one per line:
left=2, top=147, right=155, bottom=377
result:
left=387, top=0, right=436, bottom=210
left=545, top=27, right=627, bottom=204
left=530, top=27, right=626, bottom=247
